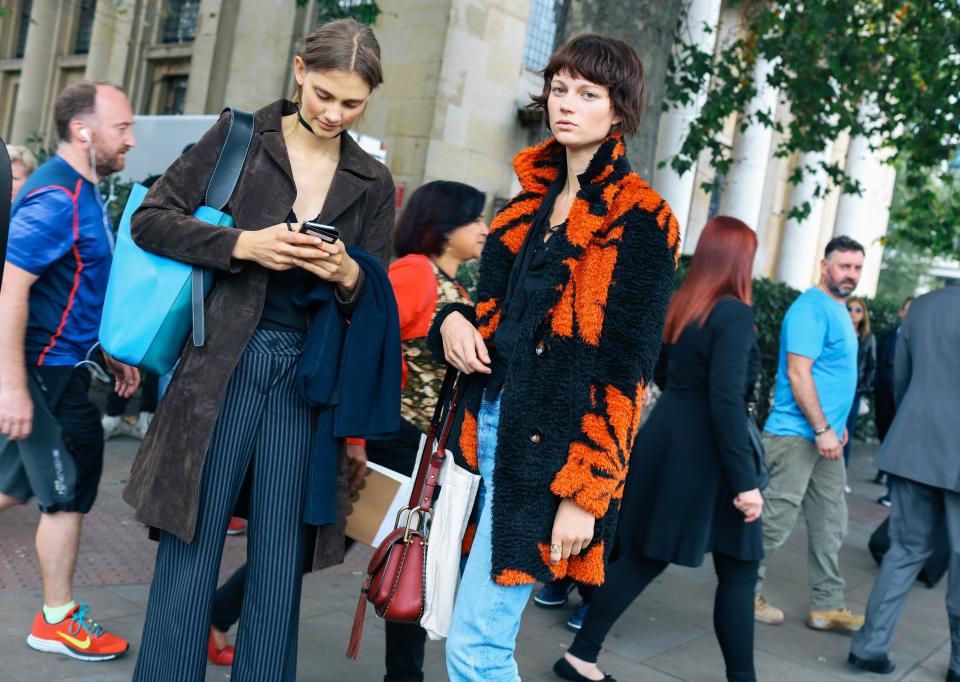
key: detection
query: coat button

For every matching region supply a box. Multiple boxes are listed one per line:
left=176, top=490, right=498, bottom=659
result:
left=535, top=341, right=549, bottom=356
left=529, top=428, right=543, bottom=444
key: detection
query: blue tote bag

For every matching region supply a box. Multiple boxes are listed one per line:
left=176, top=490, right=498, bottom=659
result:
left=99, top=109, right=254, bottom=375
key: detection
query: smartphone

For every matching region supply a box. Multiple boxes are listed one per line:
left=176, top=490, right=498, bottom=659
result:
left=299, top=221, right=341, bottom=244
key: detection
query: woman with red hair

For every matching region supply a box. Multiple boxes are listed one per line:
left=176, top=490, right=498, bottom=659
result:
left=556, top=216, right=764, bottom=682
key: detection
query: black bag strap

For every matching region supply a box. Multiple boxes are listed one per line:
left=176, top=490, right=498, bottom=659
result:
left=0, top=139, right=11, bottom=287
left=205, top=108, right=254, bottom=210
left=191, top=108, right=254, bottom=347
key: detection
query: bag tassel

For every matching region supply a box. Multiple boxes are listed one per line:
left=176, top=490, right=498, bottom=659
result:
left=346, top=583, right=370, bottom=660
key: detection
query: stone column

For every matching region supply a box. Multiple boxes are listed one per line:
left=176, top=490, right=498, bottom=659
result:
left=83, top=4, right=111, bottom=81
left=183, top=0, right=227, bottom=114
left=221, top=0, right=298, bottom=111
left=776, top=145, right=833, bottom=290
left=10, top=0, right=60, bottom=144
left=651, top=0, right=722, bottom=242
left=717, top=56, right=778, bottom=229
left=833, top=109, right=896, bottom=297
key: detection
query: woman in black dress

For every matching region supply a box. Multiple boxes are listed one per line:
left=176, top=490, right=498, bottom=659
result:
left=555, top=216, right=764, bottom=682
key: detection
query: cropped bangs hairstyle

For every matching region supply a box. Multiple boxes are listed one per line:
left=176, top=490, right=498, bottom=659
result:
left=394, top=180, right=486, bottom=257
left=663, top=216, right=757, bottom=344
left=530, top=33, right=646, bottom=135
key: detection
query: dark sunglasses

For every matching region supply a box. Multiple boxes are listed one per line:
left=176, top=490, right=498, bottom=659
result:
left=847, top=306, right=864, bottom=313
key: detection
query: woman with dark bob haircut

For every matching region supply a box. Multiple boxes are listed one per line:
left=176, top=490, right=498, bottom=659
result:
left=430, top=34, right=680, bottom=680
left=355, top=179, right=488, bottom=680
left=558, top=217, right=765, bottom=682
left=389, top=180, right=488, bottom=448
left=124, top=18, right=396, bottom=682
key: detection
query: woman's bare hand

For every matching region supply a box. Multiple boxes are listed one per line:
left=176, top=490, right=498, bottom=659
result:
left=292, top=239, right=361, bottom=294
left=733, top=488, right=763, bottom=523
left=549, top=499, right=595, bottom=565
left=440, top=312, right=491, bottom=374
left=232, top=224, right=329, bottom=271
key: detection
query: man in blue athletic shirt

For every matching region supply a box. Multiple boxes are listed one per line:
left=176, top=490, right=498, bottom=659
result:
left=754, top=235, right=866, bottom=635
left=0, top=81, right=139, bottom=661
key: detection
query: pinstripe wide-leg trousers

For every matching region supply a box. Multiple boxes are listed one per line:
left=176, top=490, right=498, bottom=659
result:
left=133, top=330, right=313, bottom=682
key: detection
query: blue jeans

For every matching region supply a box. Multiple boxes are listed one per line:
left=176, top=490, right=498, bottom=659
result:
left=446, top=396, right=534, bottom=682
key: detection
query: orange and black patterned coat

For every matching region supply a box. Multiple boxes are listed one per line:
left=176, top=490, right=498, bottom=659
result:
left=427, top=133, right=680, bottom=587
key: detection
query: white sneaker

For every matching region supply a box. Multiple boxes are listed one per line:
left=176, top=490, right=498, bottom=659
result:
left=101, top=415, right=123, bottom=440
left=135, top=412, right=153, bottom=439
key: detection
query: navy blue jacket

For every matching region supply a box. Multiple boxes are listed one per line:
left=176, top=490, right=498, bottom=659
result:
left=294, top=247, right=401, bottom=525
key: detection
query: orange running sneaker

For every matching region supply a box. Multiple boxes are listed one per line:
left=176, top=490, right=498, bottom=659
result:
left=27, top=602, right=129, bottom=661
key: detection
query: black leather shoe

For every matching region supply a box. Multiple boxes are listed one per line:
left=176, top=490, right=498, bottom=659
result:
left=848, top=652, right=895, bottom=674
left=553, top=657, right=616, bottom=681
left=946, top=668, right=960, bottom=682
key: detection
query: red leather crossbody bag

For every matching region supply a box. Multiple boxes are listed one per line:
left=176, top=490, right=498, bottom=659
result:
left=347, top=369, right=462, bottom=659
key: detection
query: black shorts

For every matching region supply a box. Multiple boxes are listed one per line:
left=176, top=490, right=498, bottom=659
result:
left=0, top=366, right=104, bottom=513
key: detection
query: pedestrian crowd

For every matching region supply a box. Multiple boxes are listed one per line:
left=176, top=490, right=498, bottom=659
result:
left=1, top=17, right=956, bottom=682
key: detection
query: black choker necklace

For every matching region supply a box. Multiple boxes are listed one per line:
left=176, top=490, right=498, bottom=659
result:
left=297, top=108, right=314, bottom=133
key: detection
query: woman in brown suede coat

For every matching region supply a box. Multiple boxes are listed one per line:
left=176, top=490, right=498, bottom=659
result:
left=123, top=19, right=395, bottom=682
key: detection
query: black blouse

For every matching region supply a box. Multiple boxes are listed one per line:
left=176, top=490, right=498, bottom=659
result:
left=486, top=173, right=565, bottom=397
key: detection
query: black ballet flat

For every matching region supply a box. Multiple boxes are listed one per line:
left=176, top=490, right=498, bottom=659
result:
left=553, top=657, right=616, bottom=682
left=847, top=652, right=895, bottom=674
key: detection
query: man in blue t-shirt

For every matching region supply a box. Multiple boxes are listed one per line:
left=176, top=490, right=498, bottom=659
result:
left=754, top=236, right=866, bottom=634
left=0, top=81, right=138, bottom=662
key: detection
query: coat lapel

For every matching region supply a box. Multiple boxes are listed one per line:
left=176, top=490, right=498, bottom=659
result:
left=260, top=131, right=295, bottom=189
left=318, top=168, right=368, bottom=225
left=318, top=132, right=380, bottom=224
left=508, top=135, right=631, bottom=347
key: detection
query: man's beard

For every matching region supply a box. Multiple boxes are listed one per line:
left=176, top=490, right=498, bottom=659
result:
left=827, top=276, right=858, bottom=298
left=95, top=155, right=123, bottom=177
left=93, top=144, right=126, bottom=177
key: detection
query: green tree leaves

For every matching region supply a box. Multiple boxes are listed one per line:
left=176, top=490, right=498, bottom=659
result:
left=666, top=0, right=960, bottom=254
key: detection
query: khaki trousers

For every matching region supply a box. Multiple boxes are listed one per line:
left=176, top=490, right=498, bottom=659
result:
left=756, top=434, right=848, bottom=610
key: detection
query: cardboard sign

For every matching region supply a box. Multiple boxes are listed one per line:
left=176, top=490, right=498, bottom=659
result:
left=345, top=461, right=411, bottom=547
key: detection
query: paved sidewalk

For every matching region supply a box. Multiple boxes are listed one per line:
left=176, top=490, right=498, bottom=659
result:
left=0, top=436, right=951, bottom=681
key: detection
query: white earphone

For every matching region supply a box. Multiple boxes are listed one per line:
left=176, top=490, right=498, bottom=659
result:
left=79, top=128, right=92, bottom=143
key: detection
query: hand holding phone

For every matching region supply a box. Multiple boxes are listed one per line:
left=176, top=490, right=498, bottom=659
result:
left=299, top=221, right=341, bottom=244
left=291, top=222, right=359, bottom=292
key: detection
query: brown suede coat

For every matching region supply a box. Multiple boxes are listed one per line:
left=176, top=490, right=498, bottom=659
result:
left=121, top=100, right=395, bottom=570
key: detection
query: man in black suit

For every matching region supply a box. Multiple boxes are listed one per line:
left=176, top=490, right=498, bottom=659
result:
left=874, top=297, right=913, bottom=440
left=873, top=297, right=912, bottom=503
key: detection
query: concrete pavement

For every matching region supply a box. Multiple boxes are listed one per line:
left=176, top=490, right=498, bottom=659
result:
left=0, top=434, right=951, bottom=681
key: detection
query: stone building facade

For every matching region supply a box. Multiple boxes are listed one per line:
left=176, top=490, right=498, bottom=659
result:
left=1, top=0, right=895, bottom=295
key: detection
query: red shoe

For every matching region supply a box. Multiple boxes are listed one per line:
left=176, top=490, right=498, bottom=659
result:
left=207, top=628, right=235, bottom=666
left=27, top=602, right=129, bottom=661
left=226, top=517, right=247, bottom=536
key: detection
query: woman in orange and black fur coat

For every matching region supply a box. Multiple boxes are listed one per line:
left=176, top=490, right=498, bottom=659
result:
left=427, top=34, right=680, bottom=682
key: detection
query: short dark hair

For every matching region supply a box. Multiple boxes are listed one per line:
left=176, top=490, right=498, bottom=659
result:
left=297, top=18, right=383, bottom=99
left=824, top=235, right=865, bottom=258
left=529, top=34, right=646, bottom=135
left=394, top=181, right=486, bottom=258
left=54, top=80, right=124, bottom=142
